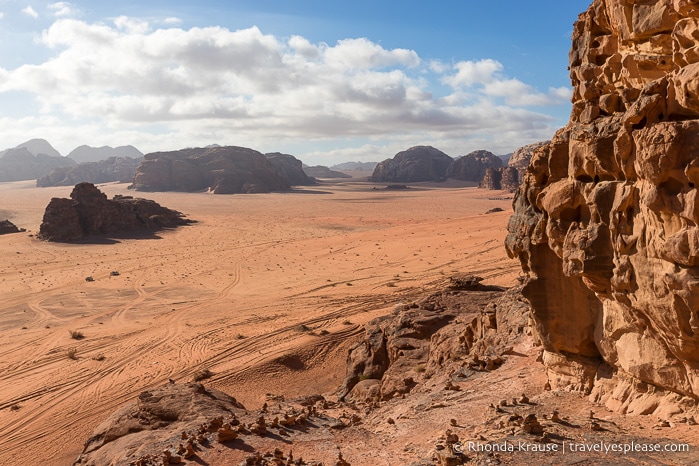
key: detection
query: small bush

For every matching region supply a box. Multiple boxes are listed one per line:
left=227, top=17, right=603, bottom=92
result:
left=93, top=353, right=106, bottom=361
left=69, top=330, right=84, bottom=340
left=342, top=320, right=352, bottom=325
left=386, top=282, right=397, bottom=287
left=414, top=364, right=426, bottom=373
left=193, top=368, right=213, bottom=381
left=67, top=348, right=78, bottom=360
left=318, top=329, right=329, bottom=336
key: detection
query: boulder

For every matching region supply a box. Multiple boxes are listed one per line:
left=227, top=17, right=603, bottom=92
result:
left=369, top=146, right=453, bottom=182
left=131, top=146, right=291, bottom=194
left=38, top=183, right=193, bottom=242
left=506, top=0, right=699, bottom=413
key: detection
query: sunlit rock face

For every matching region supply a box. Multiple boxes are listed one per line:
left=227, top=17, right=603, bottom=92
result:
left=506, top=0, right=699, bottom=414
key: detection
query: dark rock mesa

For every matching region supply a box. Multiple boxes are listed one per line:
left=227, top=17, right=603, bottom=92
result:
left=38, top=183, right=193, bottom=242
left=37, top=156, right=142, bottom=187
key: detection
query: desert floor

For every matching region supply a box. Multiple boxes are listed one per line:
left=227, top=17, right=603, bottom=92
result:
left=0, top=179, right=519, bottom=465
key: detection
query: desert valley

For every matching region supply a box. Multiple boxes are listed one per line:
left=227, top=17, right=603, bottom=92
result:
left=4, top=0, right=699, bottom=465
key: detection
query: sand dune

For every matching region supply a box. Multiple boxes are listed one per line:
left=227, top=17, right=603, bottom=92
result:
left=0, top=179, right=518, bottom=464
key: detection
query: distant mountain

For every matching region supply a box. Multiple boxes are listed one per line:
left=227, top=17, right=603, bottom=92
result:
left=37, top=156, right=142, bottom=187
left=303, top=165, right=352, bottom=179
left=68, top=145, right=144, bottom=163
left=369, top=146, right=453, bottom=182
left=330, top=161, right=377, bottom=171
left=499, top=153, right=513, bottom=164
left=0, top=139, right=75, bottom=182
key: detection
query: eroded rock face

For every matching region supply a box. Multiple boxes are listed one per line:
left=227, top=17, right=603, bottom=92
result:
left=447, top=150, right=503, bottom=182
left=131, top=146, right=291, bottom=194
left=0, top=220, right=20, bottom=235
left=303, top=165, right=352, bottom=179
left=506, top=0, right=699, bottom=413
left=369, top=146, right=453, bottom=182
left=507, top=141, right=549, bottom=182
left=36, top=156, right=141, bottom=187
left=38, top=183, right=193, bottom=242
left=265, top=152, right=315, bottom=186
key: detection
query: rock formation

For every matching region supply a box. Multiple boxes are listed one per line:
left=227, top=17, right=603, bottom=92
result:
left=38, top=183, right=193, bottom=242
left=330, top=161, right=378, bottom=171
left=67, top=144, right=143, bottom=163
left=446, top=150, right=502, bottom=182
left=507, top=141, right=549, bottom=181
left=500, top=166, right=520, bottom=192
left=368, top=146, right=453, bottom=182
left=0, top=139, right=75, bottom=182
left=36, top=156, right=141, bottom=187
left=303, top=165, right=352, bottom=179
left=131, top=146, right=291, bottom=194
left=479, top=167, right=502, bottom=190
left=265, top=152, right=315, bottom=186
left=0, top=220, right=20, bottom=235
left=506, top=0, right=699, bottom=414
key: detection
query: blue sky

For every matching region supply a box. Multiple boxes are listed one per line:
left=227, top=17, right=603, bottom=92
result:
left=0, top=1, right=591, bottom=164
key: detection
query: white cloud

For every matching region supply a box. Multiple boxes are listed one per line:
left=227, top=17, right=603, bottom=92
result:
left=0, top=12, right=4, bottom=20
left=0, top=18, right=568, bottom=161
left=162, top=17, right=182, bottom=25
left=49, top=2, right=75, bottom=17
left=22, top=6, right=39, bottom=19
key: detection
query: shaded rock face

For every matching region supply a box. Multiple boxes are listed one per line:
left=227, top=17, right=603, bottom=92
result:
left=0, top=147, right=75, bottom=182
left=446, top=150, right=503, bottom=182
left=369, top=146, right=453, bottom=182
left=74, top=382, right=245, bottom=465
left=265, top=152, right=315, bottom=186
left=38, top=183, right=193, bottom=242
left=302, top=165, right=352, bottom=179
left=507, top=141, right=549, bottom=181
left=0, top=220, right=20, bottom=235
left=506, top=0, right=699, bottom=413
left=131, top=146, right=291, bottom=194
left=479, top=167, right=502, bottom=190
left=36, top=156, right=141, bottom=187
left=338, top=277, right=529, bottom=402
left=480, top=166, right=521, bottom=192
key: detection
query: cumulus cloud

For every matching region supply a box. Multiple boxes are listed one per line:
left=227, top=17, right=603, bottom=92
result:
left=0, top=18, right=568, bottom=160
left=22, top=6, right=39, bottom=18
left=49, top=2, right=75, bottom=17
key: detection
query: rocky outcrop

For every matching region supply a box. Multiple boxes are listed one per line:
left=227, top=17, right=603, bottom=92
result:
left=36, top=156, right=141, bottom=187
left=67, top=145, right=143, bottom=163
left=338, top=276, right=529, bottom=402
left=303, top=165, right=352, bottom=179
left=265, top=152, right=315, bottom=186
left=0, top=220, right=21, bottom=235
left=131, top=146, right=291, bottom=194
left=38, top=183, right=193, bottom=242
left=368, top=146, right=453, bottom=182
left=446, top=150, right=503, bottom=182
left=330, top=161, right=378, bottom=171
left=480, top=166, right=521, bottom=192
left=479, top=167, right=502, bottom=190
left=506, top=0, right=699, bottom=414
left=0, top=139, right=75, bottom=182
left=507, top=141, right=549, bottom=181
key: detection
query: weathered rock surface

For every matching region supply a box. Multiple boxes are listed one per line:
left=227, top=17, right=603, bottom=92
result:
left=338, top=276, right=529, bottom=402
left=0, top=139, right=75, bottom=182
left=506, top=0, right=699, bottom=414
left=507, top=141, right=549, bottom=181
left=67, top=144, right=143, bottom=163
left=0, top=220, right=21, bottom=235
left=446, top=150, right=502, bottom=182
left=369, top=146, right=453, bottom=182
left=479, top=167, right=502, bottom=190
left=36, top=156, right=142, bottom=187
left=38, top=183, right=193, bottom=242
left=265, top=152, right=315, bottom=186
left=480, top=166, right=521, bottom=192
left=303, top=165, right=352, bottom=179
left=131, top=146, right=291, bottom=194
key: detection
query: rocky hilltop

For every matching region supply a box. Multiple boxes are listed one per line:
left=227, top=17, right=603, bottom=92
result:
left=67, top=145, right=143, bottom=163
left=36, top=156, right=142, bottom=187
left=303, top=165, right=352, bottom=179
left=446, top=150, right=503, bottom=182
left=131, top=146, right=291, bottom=194
left=368, top=146, right=453, bottom=182
left=38, top=183, right=193, bottom=242
left=265, top=152, right=315, bottom=186
left=0, top=139, right=75, bottom=182
left=507, top=0, right=699, bottom=414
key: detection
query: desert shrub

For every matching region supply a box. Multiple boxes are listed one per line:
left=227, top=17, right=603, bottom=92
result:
left=67, top=348, right=78, bottom=360
left=69, top=330, right=84, bottom=340
left=193, top=368, right=213, bottom=381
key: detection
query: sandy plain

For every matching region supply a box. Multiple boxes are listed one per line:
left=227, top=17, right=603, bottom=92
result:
left=0, top=178, right=519, bottom=465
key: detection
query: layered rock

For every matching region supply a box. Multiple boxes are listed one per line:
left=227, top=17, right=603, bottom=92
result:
left=446, top=149, right=503, bottom=182
left=131, top=146, right=290, bottom=194
left=0, top=139, right=75, bottom=182
left=265, top=152, right=315, bottom=186
left=302, top=165, right=352, bottom=179
left=36, top=156, right=141, bottom=187
left=38, top=183, right=193, bottom=242
left=368, top=146, right=453, bottom=182
left=506, top=0, right=699, bottom=414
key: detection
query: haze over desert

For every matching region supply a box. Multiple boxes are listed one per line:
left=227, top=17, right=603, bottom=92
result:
left=0, top=179, right=517, bottom=464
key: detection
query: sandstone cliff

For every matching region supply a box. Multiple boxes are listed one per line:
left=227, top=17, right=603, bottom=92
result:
left=446, top=150, right=503, bottom=182
left=368, top=146, right=453, bottom=182
left=265, top=152, right=315, bottom=186
left=131, top=146, right=291, bottom=194
left=506, top=0, right=699, bottom=414
left=38, top=183, right=193, bottom=242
